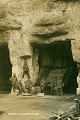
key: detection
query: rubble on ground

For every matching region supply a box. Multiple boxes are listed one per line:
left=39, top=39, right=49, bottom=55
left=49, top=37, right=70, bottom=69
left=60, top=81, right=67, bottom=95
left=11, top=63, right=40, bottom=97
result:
left=48, top=99, right=80, bottom=120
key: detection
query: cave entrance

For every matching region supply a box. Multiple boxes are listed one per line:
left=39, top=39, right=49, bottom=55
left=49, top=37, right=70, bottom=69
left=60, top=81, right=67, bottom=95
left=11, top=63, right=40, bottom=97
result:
left=34, top=40, right=78, bottom=94
left=0, top=44, right=12, bottom=92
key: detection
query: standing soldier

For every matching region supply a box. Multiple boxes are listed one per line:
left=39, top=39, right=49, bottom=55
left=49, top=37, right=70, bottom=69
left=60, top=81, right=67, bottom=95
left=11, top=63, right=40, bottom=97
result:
left=18, top=80, right=24, bottom=94
left=57, top=77, right=64, bottom=96
left=40, top=76, right=45, bottom=93
left=10, top=73, right=18, bottom=93
left=51, top=77, right=55, bottom=95
left=24, top=79, right=33, bottom=95
left=22, top=60, right=30, bottom=79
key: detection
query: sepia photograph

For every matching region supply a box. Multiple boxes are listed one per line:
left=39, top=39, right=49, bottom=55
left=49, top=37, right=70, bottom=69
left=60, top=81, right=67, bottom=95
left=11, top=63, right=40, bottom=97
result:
left=0, top=0, right=80, bottom=120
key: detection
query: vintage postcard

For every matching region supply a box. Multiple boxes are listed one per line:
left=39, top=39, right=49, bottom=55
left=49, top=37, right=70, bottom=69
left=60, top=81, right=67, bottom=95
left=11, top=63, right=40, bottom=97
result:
left=0, top=0, right=80, bottom=120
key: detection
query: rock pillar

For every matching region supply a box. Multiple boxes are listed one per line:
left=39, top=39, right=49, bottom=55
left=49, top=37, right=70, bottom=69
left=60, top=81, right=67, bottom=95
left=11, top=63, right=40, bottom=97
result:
left=71, top=40, right=80, bottom=94
left=8, top=30, right=22, bottom=78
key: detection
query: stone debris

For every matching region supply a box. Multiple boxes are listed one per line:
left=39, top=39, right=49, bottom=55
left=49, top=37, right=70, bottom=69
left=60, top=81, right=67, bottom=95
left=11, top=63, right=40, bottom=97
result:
left=48, top=99, right=80, bottom=120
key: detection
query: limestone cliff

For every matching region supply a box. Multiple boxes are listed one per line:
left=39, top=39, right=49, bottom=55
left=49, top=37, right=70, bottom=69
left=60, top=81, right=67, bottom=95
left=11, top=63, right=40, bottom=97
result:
left=0, top=0, right=80, bottom=83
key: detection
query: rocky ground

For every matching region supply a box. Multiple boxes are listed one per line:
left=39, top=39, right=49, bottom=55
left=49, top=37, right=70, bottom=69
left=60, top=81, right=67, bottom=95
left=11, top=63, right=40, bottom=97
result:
left=0, top=94, right=77, bottom=120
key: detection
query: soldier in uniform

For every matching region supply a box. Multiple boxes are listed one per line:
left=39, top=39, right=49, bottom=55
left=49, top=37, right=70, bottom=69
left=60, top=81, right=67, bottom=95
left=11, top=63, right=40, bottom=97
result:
left=56, top=77, right=64, bottom=96
left=18, top=80, right=24, bottom=94
left=51, top=77, right=57, bottom=95
left=40, top=76, right=45, bottom=93
left=10, top=73, right=18, bottom=93
left=22, top=60, right=30, bottom=79
left=24, top=79, right=33, bottom=95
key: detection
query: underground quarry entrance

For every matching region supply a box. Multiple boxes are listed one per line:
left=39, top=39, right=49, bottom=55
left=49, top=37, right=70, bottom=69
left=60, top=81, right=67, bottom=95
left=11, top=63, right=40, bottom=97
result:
left=0, top=43, right=12, bottom=92
left=33, top=40, right=78, bottom=94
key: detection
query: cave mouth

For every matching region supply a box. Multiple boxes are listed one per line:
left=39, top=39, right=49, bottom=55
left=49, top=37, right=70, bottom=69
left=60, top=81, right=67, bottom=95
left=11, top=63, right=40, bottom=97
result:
left=0, top=43, right=12, bottom=92
left=36, top=40, right=78, bottom=94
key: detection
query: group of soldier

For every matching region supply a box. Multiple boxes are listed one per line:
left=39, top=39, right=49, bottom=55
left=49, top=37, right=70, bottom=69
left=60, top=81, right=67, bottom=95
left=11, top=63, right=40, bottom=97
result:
left=10, top=73, right=33, bottom=95
left=10, top=60, right=64, bottom=96
left=40, top=76, right=64, bottom=96
left=10, top=60, right=33, bottom=95
left=52, top=77, right=64, bottom=96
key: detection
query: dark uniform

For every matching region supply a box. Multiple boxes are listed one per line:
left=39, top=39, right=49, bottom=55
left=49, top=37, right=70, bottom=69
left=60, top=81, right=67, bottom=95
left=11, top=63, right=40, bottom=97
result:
left=10, top=73, right=18, bottom=92
left=40, top=78, right=45, bottom=93
left=18, top=80, right=24, bottom=94
left=51, top=80, right=56, bottom=95
left=57, top=77, right=63, bottom=96
left=25, top=79, right=33, bottom=94
left=22, top=60, right=30, bottom=79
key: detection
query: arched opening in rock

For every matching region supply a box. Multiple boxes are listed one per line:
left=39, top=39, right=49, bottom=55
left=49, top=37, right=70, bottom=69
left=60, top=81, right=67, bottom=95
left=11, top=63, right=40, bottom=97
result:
left=33, top=40, right=78, bottom=94
left=0, top=43, right=12, bottom=92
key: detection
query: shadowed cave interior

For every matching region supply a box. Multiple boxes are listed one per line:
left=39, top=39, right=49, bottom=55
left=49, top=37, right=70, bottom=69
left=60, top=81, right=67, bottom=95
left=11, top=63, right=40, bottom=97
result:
left=0, top=44, right=12, bottom=92
left=0, top=41, right=78, bottom=94
left=34, top=40, right=78, bottom=94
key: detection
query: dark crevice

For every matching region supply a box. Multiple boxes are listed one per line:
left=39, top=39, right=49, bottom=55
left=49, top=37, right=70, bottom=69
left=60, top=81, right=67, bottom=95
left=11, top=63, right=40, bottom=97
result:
left=54, top=0, right=79, bottom=2
left=0, top=44, right=12, bottom=91
left=32, top=31, right=68, bottom=39
left=36, top=22, right=64, bottom=27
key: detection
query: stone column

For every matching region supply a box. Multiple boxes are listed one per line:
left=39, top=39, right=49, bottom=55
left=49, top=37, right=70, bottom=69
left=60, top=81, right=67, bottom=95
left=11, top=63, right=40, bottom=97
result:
left=32, top=48, right=39, bottom=84
left=10, top=56, right=21, bottom=79
left=71, top=40, right=80, bottom=94
left=77, top=75, right=80, bottom=95
left=8, top=30, right=22, bottom=79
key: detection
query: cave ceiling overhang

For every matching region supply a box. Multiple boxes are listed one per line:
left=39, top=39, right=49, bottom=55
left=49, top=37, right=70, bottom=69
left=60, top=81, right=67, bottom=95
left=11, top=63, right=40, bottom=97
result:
left=30, top=15, right=73, bottom=47
left=0, top=18, right=22, bottom=31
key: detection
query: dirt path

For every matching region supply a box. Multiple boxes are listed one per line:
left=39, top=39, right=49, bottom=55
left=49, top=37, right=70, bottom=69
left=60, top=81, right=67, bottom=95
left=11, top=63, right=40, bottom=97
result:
left=0, top=94, right=75, bottom=120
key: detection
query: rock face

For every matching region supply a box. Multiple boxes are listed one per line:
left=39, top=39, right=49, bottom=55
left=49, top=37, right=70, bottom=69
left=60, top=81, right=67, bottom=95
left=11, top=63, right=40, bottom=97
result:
left=0, top=0, right=80, bottom=92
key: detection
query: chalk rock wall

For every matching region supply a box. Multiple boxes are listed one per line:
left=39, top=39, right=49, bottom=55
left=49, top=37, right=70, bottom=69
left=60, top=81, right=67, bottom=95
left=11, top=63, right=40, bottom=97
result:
left=0, top=0, right=80, bottom=80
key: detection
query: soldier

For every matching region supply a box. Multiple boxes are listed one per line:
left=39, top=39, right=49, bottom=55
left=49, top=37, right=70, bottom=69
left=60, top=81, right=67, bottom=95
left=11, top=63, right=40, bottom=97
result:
left=18, top=80, right=24, bottom=94
left=51, top=77, right=57, bottom=95
left=10, top=73, right=18, bottom=93
left=56, top=77, right=64, bottom=96
left=22, top=60, right=30, bottom=79
left=24, top=79, right=33, bottom=95
left=40, top=76, right=45, bottom=93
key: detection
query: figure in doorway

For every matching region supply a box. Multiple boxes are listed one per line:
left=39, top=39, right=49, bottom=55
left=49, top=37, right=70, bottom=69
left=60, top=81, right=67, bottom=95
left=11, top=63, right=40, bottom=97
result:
left=40, top=76, right=45, bottom=93
left=56, top=77, right=64, bottom=96
left=51, top=77, right=57, bottom=95
left=22, top=60, right=30, bottom=79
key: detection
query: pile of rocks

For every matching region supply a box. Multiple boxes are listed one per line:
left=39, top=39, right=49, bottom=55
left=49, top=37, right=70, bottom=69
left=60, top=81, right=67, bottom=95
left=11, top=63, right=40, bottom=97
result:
left=49, top=99, right=80, bottom=120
